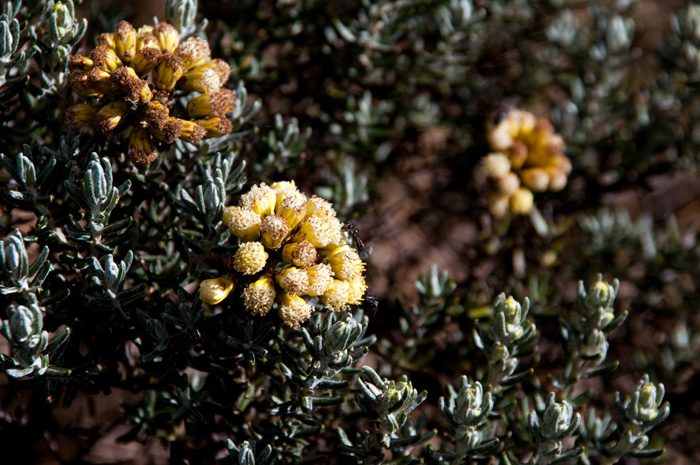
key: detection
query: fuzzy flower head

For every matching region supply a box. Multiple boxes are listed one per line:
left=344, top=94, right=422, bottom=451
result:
left=219, top=182, right=368, bottom=327
left=480, top=109, right=571, bottom=217
left=66, top=21, right=236, bottom=165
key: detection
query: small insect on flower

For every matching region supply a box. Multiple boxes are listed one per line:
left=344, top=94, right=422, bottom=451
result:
left=344, top=222, right=369, bottom=258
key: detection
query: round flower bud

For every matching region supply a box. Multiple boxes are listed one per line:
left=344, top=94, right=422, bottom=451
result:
left=196, top=116, right=233, bottom=139
left=242, top=275, right=276, bottom=316
left=260, top=215, right=290, bottom=250
left=153, top=22, right=180, bottom=53
left=324, top=244, right=365, bottom=282
left=152, top=117, right=182, bottom=144
left=240, top=183, right=276, bottom=217
left=480, top=153, right=511, bottom=180
left=181, top=64, right=221, bottom=93
left=110, top=66, right=153, bottom=105
left=295, top=216, right=343, bottom=249
left=278, top=294, right=312, bottom=329
left=282, top=240, right=317, bottom=268
left=276, top=191, right=308, bottom=230
left=114, top=20, right=137, bottom=63
left=276, top=267, right=310, bottom=295
left=321, top=279, right=351, bottom=311
left=65, top=103, right=99, bottom=130
left=307, top=263, right=334, bottom=297
left=91, top=45, right=122, bottom=72
left=496, top=171, right=520, bottom=196
left=176, top=37, right=211, bottom=70
left=154, top=51, right=185, bottom=91
left=131, top=34, right=163, bottom=75
left=232, top=242, right=268, bottom=275
left=199, top=275, right=235, bottom=305
left=509, top=187, right=534, bottom=215
left=548, top=170, right=568, bottom=192
left=223, top=206, right=261, bottom=242
left=521, top=168, right=550, bottom=192
left=487, top=192, right=510, bottom=218
left=68, top=53, right=94, bottom=72
left=347, top=278, right=367, bottom=305
left=305, top=195, right=336, bottom=220
left=128, top=126, right=159, bottom=165
left=186, top=89, right=237, bottom=119
left=271, top=180, right=298, bottom=200
left=96, top=32, right=116, bottom=50
left=145, top=101, right=170, bottom=131
left=178, top=119, right=207, bottom=143
left=95, top=101, right=129, bottom=135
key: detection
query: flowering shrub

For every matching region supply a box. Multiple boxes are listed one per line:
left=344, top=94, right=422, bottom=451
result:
left=3, top=0, right=699, bottom=464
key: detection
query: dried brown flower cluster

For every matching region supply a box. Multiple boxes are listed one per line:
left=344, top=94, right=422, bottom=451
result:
left=199, top=181, right=367, bottom=328
left=478, top=109, right=572, bottom=217
left=66, top=21, right=235, bottom=165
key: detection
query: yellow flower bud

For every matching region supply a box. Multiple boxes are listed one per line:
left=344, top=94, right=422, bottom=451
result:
left=68, top=53, right=94, bottom=72
left=260, top=215, right=290, bottom=250
left=321, top=279, right=351, bottom=311
left=239, top=183, right=276, bottom=217
left=94, top=101, right=129, bottom=135
left=347, top=278, right=368, bottom=305
left=176, top=37, right=211, bottom=70
left=509, top=187, right=534, bottom=215
left=114, top=20, right=137, bottom=63
left=232, top=242, right=268, bottom=275
left=307, top=263, right=334, bottom=297
left=277, top=294, right=312, bottom=329
left=324, top=244, right=365, bottom=282
left=242, top=275, right=276, bottom=316
left=520, top=168, right=550, bottom=192
left=487, top=192, right=510, bottom=218
left=65, top=103, right=99, bottom=130
left=282, top=240, right=318, bottom=268
left=305, top=195, right=336, bottom=220
left=131, top=34, right=163, bottom=75
left=153, top=22, right=180, bottom=53
left=276, top=267, right=310, bottom=295
left=180, top=64, right=221, bottom=93
left=154, top=51, right=185, bottom=91
left=178, top=119, right=207, bottom=143
left=295, top=216, right=343, bottom=249
left=195, top=116, right=233, bottom=139
left=199, top=275, right=235, bottom=305
left=480, top=153, right=511, bottom=180
left=186, top=89, right=236, bottom=119
left=276, top=191, right=307, bottom=230
left=128, top=126, right=159, bottom=165
left=96, top=32, right=116, bottom=50
left=90, top=45, right=122, bottom=72
left=496, top=171, right=521, bottom=196
left=223, top=206, right=261, bottom=242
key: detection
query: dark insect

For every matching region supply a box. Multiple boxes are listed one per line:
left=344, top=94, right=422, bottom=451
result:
left=344, top=222, right=368, bottom=258
left=361, top=290, right=378, bottom=319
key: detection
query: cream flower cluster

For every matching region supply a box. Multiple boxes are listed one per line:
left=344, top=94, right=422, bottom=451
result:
left=66, top=21, right=235, bottom=165
left=199, top=181, right=367, bottom=328
left=478, top=109, right=572, bottom=217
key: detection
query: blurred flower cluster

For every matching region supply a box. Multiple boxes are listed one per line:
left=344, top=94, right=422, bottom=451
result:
left=66, top=20, right=235, bottom=164
left=477, top=108, right=572, bottom=217
left=200, top=181, right=366, bottom=328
